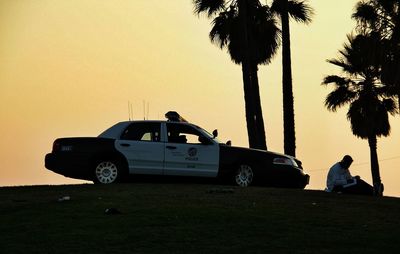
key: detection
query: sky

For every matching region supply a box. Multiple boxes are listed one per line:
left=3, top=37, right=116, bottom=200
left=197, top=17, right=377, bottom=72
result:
left=1, top=0, right=399, bottom=197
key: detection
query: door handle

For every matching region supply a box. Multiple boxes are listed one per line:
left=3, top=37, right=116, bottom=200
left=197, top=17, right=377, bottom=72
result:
left=166, top=146, right=177, bottom=150
left=120, top=143, right=130, bottom=147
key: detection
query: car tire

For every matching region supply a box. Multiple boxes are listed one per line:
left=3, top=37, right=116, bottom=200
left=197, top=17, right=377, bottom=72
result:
left=93, top=160, right=125, bottom=184
left=234, top=164, right=254, bottom=187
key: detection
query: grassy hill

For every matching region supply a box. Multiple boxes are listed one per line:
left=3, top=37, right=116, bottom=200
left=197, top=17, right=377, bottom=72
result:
left=0, top=183, right=399, bottom=253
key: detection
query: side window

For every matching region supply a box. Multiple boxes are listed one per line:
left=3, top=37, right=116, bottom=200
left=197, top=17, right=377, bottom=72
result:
left=166, top=123, right=207, bottom=144
left=120, top=122, right=161, bottom=142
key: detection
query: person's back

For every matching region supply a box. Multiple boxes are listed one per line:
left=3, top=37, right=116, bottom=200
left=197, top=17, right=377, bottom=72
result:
left=326, top=161, right=352, bottom=192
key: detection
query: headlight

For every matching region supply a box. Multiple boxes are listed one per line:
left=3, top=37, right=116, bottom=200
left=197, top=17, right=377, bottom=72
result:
left=273, top=157, right=299, bottom=168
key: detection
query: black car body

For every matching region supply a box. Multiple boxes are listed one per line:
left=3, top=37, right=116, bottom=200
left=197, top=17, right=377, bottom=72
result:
left=45, top=112, right=309, bottom=188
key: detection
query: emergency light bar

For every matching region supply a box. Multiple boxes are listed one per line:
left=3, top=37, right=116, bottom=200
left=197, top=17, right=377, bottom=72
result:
left=165, top=111, right=188, bottom=122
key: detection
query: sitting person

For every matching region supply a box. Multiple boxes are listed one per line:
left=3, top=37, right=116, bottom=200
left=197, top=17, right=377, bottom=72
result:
left=326, top=155, right=374, bottom=196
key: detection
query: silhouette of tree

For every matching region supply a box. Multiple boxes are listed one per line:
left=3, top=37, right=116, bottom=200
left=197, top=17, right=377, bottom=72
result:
left=353, top=0, right=400, bottom=104
left=270, top=0, right=313, bottom=157
left=322, top=34, right=398, bottom=196
left=193, top=0, right=280, bottom=150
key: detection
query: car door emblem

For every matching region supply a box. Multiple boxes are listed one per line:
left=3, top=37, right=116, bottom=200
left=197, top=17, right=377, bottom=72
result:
left=188, top=148, right=197, bottom=157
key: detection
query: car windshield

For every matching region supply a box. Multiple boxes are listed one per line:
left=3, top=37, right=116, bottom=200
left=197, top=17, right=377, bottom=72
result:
left=194, top=125, right=223, bottom=144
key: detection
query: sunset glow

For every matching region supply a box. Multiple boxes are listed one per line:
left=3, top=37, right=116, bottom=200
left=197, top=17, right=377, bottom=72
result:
left=1, top=0, right=399, bottom=196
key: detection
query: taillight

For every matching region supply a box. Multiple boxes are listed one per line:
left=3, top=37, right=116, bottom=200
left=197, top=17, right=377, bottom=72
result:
left=52, top=141, right=61, bottom=152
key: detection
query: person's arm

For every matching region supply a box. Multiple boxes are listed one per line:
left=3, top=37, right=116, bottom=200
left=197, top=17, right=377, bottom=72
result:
left=344, top=169, right=352, bottom=179
left=334, top=178, right=348, bottom=186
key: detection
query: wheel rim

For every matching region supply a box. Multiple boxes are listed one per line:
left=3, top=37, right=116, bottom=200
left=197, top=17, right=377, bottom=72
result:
left=95, top=161, right=118, bottom=184
left=235, top=165, right=253, bottom=187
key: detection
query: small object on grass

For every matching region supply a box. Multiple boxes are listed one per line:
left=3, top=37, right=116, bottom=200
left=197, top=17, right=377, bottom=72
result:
left=104, top=208, right=122, bottom=215
left=12, top=199, right=27, bottom=203
left=206, top=188, right=234, bottom=194
left=57, top=196, right=71, bottom=202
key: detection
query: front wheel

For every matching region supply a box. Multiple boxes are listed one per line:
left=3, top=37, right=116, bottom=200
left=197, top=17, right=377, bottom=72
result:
left=94, top=160, right=121, bottom=184
left=234, top=164, right=254, bottom=187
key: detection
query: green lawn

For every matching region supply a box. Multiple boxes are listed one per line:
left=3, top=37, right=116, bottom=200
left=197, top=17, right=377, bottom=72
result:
left=0, top=183, right=399, bottom=253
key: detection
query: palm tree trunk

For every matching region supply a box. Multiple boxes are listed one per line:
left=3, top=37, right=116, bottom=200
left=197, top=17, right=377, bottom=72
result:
left=368, top=135, right=383, bottom=196
left=238, top=0, right=267, bottom=150
left=250, top=63, right=267, bottom=150
left=241, top=63, right=258, bottom=148
left=281, top=0, right=296, bottom=157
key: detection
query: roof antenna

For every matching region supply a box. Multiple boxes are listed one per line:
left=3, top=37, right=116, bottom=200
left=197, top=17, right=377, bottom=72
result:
left=128, top=101, right=133, bottom=121
left=143, top=100, right=145, bottom=120
left=147, top=101, right=150, bottom=120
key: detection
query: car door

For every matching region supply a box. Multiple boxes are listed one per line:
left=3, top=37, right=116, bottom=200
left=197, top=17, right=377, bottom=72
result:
left=163, top=122, right=219, bottom=177
left=115, top=122, right=164, bottom=175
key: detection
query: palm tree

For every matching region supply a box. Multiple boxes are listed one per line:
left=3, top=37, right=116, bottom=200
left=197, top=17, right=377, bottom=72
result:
left=352, top=0, right=400, bottom=104
left=270, top=0, right=313, bottom=157
left=322, top=34, right=398, bottom=196
left=193, top=0, right=280, bottom=150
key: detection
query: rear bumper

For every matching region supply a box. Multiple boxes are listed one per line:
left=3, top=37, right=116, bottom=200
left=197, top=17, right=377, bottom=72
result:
left=45, top=153, right=92, bottom=181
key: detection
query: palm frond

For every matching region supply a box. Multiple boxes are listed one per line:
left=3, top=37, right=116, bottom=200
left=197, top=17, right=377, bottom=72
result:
left=193, top=0, right=226, bottom=17
left=347, top=97, right=393, bottom=138
left=382, top=98, right=399, bottom=115
left=252, top=6, right=281, bottom=64
left=324, top=86, right=357, bottom=112
left=326, top=58, right=356, bottom=74
left=347, top=99, right=370, bottom=139
left=287, top=0, right=314, bottom=24
left=322, top=75, right=353, bottom=87
left=352, top=2, right=378, bottom=25
left=270, top=0, right=313, bottom=24
left=209, top=10, right=234, bottom=49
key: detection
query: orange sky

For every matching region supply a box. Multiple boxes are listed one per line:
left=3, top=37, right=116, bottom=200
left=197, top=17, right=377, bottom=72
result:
left=1, top=0, right=399, bottom=196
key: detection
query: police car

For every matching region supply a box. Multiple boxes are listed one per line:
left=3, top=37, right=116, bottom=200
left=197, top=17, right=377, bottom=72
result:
left=45, top=112, right=309, bottom=188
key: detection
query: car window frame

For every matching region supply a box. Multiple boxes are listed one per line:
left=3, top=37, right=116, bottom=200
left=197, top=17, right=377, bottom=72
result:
left=165, top=122, right=213, bottom=145
left=119, top=122, right=162, bottom=142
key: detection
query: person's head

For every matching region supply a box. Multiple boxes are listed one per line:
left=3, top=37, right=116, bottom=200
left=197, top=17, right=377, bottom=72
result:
left=340, top=155, right=353, bottom=169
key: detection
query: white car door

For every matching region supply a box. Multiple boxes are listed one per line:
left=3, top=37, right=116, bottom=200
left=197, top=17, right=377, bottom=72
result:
left=115, top=122, right=164, bottom=175
left=163, top=123, right=219, bottom=177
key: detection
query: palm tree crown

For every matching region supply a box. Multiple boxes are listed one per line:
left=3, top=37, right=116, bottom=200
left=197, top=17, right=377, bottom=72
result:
left=198, top=0, right=280, bottom=65
left=322, top=33, right=398, bottom=196
left=352, top=0, right=400, bottom=103
left=193, top=0, right=281, bottom=150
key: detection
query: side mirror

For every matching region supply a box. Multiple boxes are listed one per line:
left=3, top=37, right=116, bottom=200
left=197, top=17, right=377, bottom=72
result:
left=212, top=129, right=218, bottom=138
left=199, top=136, right=212, bottom=145
left=226, top=140, right=231, bottom=146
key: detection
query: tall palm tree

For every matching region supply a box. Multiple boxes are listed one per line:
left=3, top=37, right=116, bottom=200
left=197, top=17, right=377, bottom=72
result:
left=322, top=34, right=398, bottom=196
left=193, top=0, right=280, bottom=150
left=270, top=0, right=313, bottom=157
left=352, top=0, right=400, bottom=104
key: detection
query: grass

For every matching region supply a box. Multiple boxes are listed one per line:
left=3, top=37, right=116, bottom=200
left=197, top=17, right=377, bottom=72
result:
left=0, top=183, right=399, bottom=253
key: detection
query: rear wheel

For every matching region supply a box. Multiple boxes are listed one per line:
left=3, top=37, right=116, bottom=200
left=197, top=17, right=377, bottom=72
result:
left=234, top=164, right=254, bottom=187
left=94, top=160, right=122, bottom=184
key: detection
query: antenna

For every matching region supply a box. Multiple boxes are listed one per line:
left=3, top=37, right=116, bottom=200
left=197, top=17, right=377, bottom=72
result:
left=128, top=101, right=134, bottom=121
left=147, top=101, right=150, bottom=120
left=128, top=101, right=130, bottom=121
left=143, top=100, right=145, bottom=120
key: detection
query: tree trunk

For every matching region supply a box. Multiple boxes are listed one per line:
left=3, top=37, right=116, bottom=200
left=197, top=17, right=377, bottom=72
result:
left=241, top=63, right=258, bottom=148
left=368, top=135, right=383, bottom=196
left=238, top=0, right=267, bottom=150
left=250, top=63, right=267, bottom=150
left=281, top=0, right=296, bottom=157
